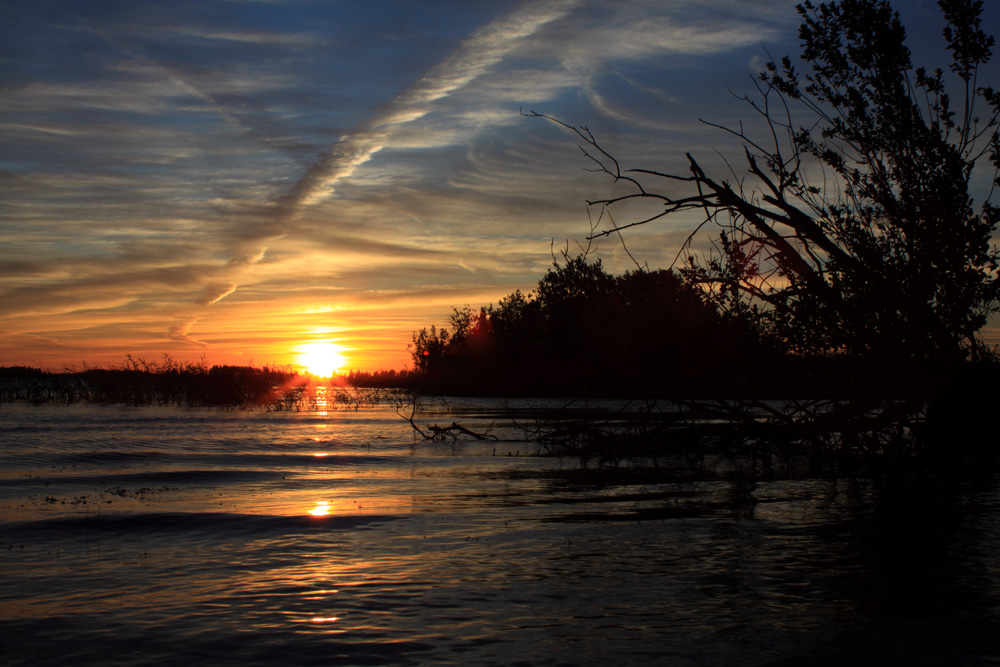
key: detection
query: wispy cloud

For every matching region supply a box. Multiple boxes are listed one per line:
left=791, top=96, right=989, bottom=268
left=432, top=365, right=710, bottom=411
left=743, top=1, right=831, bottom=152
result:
left=175, top=0, right=582, bottom=330
left=2, top=0, right=838, bottom=369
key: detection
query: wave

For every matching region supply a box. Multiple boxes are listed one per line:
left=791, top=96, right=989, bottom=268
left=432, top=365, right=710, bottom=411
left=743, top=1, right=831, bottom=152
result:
left=0, top=452, right=392, bottom=486
left=5, top=510, right=398, bottom=537
left=0, top=468, right=287, bottom=488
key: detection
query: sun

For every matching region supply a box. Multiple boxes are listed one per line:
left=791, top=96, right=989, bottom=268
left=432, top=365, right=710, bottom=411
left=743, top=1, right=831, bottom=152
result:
left=296, top=341, right=347, bottom=377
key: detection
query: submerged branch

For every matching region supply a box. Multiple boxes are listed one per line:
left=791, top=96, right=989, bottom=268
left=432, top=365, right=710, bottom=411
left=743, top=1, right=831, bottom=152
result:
left=396, top=400, right=499, bottom=442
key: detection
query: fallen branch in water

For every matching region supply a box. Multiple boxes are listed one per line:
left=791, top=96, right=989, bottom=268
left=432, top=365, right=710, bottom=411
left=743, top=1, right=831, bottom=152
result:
left=396, top=401, right=498, bottom=442
left=427, top=421, right=498, bottom=441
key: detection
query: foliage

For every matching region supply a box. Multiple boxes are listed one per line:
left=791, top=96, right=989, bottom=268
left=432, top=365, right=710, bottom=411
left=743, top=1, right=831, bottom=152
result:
left=0, top=359, right=301, bottom=408
left=409, top=256, right=778, bottom=396
left=345, top=368, right=418, bottom=388
left=532, top=0, right=1000, bottom=364
left=410, top=325, right=451, bottom=372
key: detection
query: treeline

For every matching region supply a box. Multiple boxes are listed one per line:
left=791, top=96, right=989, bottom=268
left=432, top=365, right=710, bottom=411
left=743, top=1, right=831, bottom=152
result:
left=344, top=368, right=419, bottom=388
left=410, top=257, right=780, bottom=397
left=0, top=358, right=301, bottom=408
left=0, top=358, right=425, bottom=407
left=408, top=256, right=1000, bottom=400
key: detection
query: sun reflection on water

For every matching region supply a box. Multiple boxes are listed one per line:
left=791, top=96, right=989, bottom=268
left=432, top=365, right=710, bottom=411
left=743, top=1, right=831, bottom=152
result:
left=315, top=385, right=330, bottom=416
left=308, top=501, right=331, bottom=516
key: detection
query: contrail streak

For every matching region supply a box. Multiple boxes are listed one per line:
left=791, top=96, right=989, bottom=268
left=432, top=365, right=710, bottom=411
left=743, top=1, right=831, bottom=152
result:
left=192, top=0, right=581, bottom=313
left=79, top=2, right=580, bottom=346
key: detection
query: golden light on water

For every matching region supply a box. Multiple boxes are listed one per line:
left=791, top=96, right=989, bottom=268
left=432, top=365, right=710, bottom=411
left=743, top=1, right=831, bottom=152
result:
left=296, top=341, right=347, bottom=377
left=308, top=501, right=331, bottom=516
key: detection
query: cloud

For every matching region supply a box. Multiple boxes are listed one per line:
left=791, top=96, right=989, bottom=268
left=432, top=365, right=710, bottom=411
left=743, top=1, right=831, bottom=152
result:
left=158, top=26, right=324, bottom=47
left=0, top=0, right=821, bottom=369
left=582, top=84, right=689, bottom=131
left=167, top=319, right=207, bottom=346
left=0, top=251, right=241, bottom=323
left=168, top=0, right=582, bottom=328
left=513, top=0, right=791, bottom=75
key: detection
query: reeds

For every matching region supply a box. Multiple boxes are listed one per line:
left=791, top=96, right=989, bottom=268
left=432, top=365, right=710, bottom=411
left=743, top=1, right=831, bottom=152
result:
left=0, top=362, right=414, bottom=410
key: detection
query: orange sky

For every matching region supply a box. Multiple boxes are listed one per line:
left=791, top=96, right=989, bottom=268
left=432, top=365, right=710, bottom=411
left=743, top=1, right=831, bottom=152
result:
left=2, top=1, right=998, bottom=373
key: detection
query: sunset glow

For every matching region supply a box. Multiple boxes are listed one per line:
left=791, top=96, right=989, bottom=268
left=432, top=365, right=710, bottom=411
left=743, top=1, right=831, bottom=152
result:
left=2, top=1, right=998, bottom=370
left=308, top=501, right=331, bottom=517
left=297, top=343, right=347, bottom=377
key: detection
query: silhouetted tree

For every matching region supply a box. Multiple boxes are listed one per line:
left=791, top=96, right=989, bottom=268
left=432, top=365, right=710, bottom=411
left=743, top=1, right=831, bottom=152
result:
left=409, top=256, right=772, bottom=396
left=531, top=0, right=1000, bottom=365
left=410, top=325, right=450, bottom=372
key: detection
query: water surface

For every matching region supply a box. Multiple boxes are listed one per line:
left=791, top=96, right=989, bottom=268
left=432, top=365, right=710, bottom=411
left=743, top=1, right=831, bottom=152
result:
left=2, top=399, right=999, bottom=665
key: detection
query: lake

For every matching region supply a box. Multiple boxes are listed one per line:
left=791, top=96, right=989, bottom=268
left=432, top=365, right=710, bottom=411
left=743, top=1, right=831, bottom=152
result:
left=2, top=395, right=999, bottom=666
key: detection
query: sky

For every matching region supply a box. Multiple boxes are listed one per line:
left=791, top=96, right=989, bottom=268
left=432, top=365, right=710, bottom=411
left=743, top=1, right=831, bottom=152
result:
left=2, top=0, right=999, bottom=374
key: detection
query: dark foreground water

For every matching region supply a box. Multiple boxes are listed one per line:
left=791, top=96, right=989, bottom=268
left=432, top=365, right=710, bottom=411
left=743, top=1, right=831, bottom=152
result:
left=2, top=397, right=1000, bottom=666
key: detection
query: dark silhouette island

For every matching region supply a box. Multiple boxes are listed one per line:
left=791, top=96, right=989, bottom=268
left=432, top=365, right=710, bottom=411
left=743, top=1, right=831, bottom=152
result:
left=410, top=256, right=785, bottom=398
left=407, top=0, right=1000, bottom=459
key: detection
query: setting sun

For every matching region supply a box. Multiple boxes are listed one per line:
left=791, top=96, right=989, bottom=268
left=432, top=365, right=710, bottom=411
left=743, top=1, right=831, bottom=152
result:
left=296, top=341, right=347, bottom=377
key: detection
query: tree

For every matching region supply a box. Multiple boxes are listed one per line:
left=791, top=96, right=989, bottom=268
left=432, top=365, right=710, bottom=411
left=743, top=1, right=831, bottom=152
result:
left=409, top=256, right=774, bottom=396
left=531, top=0, right=1000, bottom=364
left=410, top=325, right=450, bottom=372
